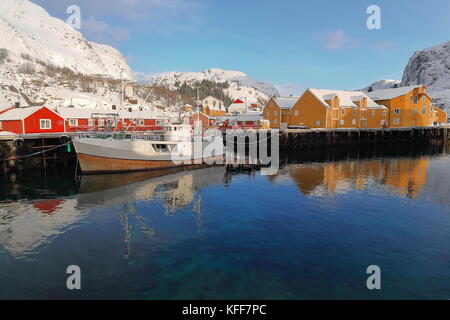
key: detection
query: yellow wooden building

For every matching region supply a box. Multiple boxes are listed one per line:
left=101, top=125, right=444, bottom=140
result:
left=367, top=85, right=447, bottom=127
left=288, top=89, right=389, bottom=129
left=262, top=96, right=300, bottom=129
left=432, top=106, right=448, bottom=125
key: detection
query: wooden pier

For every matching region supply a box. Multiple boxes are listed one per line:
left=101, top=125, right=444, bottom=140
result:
left=279, top=126, right=450, bottom=152
left=1, top=126, right=450, bottom=175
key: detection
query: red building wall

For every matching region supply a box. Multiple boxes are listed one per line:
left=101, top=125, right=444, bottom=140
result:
left=0, top=120, right=23, bottom=134
left=23, top=107, right=65, bottom=134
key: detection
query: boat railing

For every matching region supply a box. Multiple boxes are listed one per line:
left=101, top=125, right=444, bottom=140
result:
left=76, top=131, right=194, bottom=142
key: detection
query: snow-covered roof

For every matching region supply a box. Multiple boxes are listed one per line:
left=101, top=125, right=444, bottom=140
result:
left=0, top=106, right=49, bottom=120
left=55, top=107, right=114, bottom=119
left=366, top=85, right=424, bottom=101
left=308, top=89, right=384, bottom=109
left=274, top=96, right=300, bottom=110
left=214, top=115, right=263, bottom=122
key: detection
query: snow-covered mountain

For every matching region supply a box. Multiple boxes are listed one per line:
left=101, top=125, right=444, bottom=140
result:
left=151, top=68, right=279, bottom=103
left=401, top=40, right=450, bottom=109
left=363, top=41, right=450, bottom=111
left=0, top=0, right=133, bottom=79
left=362, top=79, right=401, bottom=91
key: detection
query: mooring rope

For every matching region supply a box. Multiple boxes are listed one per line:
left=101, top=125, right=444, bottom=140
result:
left=0, top=141, right=71, bottom=162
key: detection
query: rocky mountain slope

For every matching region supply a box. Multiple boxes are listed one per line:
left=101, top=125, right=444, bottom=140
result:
left=0, top=0, right=133, bottom=79
left=401, top=40, right=450, bottom=109
left=363, top=40, right=450, bottom=111
left=151, top=68, right=279, bottom=104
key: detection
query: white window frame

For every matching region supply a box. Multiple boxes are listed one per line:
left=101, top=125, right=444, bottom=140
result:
left=88, top=119, right=95, bottom=127
left=98, top=119, right=105, bottom=126
left=40, top=119, right=51, bottom=130
left=294, top=110, right=299, bottom=116
left=393, top=118, right=400, bottom=125
left=69, top=119, right=78, bottom=127
left=315, top=120, right=321, bottom=126
left=340, top=119, right=345, bottom=125
left=371, top=110, right=376, bottom=117
left=394, top=108, right=400, bottom=115
left=0, top=121, right=2, bottom=130
left=137, top=119, right=145, bottom=126
left=352, top=119, right=356, bottom=125
left=266, top=111, right=270, bottom=117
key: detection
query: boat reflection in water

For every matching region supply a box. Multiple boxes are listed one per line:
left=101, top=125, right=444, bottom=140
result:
left=0, top=165, right=226, bottom=261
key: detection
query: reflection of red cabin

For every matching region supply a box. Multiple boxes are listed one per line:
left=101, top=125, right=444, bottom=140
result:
left=0, top=106, right=65, bottom=134
left=32, top=199, right=65, bottom=215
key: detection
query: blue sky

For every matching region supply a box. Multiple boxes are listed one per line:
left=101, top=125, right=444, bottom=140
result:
left=33, top=0, right=450, bottom=95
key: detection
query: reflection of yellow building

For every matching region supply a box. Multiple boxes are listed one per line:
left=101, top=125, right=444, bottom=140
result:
left=287, top=158, right=429, bottom=198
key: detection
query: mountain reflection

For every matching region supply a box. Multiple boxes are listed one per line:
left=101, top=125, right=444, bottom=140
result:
left=281, top=158, right=429, bottom=198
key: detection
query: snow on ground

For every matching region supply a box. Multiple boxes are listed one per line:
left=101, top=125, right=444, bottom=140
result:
left=0, top=0, right=133, bottom=80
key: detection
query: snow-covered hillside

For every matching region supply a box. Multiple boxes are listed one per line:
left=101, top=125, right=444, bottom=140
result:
left=362, top=79, right=401, bottom=91
left=151, top=68, right=279, bottom=103
left=0, top=0, right=133, bottom=80
left=401, top=40, right=450, bottom=109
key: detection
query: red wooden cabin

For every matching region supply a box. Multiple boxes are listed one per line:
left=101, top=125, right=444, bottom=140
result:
left=0, top=106, right=65, bottom=134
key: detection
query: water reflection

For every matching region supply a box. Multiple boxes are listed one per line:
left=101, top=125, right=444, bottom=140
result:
left=274, top=158, right=429, bottom=199
left=0, top=166, right=226, bottom=261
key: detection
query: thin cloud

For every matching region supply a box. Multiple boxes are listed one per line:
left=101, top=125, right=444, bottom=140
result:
left=314, top=29, right=360, bottom=51
left=82, top=16, right=130, bottom=46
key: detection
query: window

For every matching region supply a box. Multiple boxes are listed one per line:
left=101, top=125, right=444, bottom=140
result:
left=294, top=110, right=299, bottom=116
left=340, top=119, right=344, bottom=125
left=341, top=109, right=345, bottom=115
left=88, top=119, right=95, bottom=127
left=315, top=120, right=321, bottom=126
left=394, top=108, right=400, bottom=115
left=156, top=120, right=162, bottom=125
left=266, top=111, right=270, bottom=117
left=412, top=109, right=417, bottom=115
left=422, top=96, right=426, bottom=102
left=69, top=119, right=78, bottom=126
left=205, top=100, right=209, bottom=106
left=98, top=119, right=105, bottom=126
left=352, top=109, right=357, bottom=116
left=0, top=121, right=2, bottom=130
left=393, top=118, right=400, bottom=125
left=410, top=95, right=413, bottom=101
left=40, top=119, right=51, bottom=129
left=274, top=111, right=278, bottom=116
left=352, top=119, right=356, bottom=125
left=137, top=119, right=145, bottom=126
left=422, top=106, right=427, bottom=115
left=273, top=119, right=278, bottom=124
left=371, top=110, right=376, bottom=117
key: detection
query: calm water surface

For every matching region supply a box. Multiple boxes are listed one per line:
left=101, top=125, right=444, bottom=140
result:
left=0, top=152, right=449, bottom=299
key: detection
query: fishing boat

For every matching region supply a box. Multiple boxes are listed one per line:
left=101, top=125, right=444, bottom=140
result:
left=72, top=124, right=225, bottom=174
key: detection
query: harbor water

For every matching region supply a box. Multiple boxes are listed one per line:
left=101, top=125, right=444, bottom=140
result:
left=0, top=149, right=449, bottom=299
